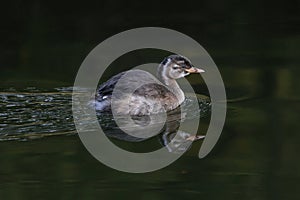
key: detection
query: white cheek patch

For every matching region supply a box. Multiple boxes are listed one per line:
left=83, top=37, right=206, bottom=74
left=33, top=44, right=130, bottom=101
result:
left=180, top=72, right=189, bottom=77
left=171, top=64, right=189, bottom=78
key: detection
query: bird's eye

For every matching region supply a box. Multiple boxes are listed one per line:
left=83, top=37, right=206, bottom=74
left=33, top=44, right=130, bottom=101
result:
left=172, top=66, right=179, bottom=70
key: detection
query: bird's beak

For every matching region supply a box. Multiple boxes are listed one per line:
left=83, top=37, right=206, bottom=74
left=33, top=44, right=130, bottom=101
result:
left=185, top=66, right=205, bottom=73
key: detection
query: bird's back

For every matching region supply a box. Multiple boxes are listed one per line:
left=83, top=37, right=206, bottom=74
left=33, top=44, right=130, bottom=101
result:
left=94, top=70, right=180, bottom=115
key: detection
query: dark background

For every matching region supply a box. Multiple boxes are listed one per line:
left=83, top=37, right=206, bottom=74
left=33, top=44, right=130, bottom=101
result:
left=1, top=1, right=299, bottom=86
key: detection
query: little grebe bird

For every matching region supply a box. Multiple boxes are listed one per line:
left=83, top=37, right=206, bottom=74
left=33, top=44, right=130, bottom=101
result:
left=94, top=55, right=204, bottom=115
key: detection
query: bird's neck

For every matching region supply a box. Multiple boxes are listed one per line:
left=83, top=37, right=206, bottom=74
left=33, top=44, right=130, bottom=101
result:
left=158, top=71, right=185, bottom=104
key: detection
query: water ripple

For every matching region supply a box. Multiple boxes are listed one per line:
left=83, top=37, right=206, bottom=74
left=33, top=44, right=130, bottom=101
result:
left=0, top=87, right=211, bottom=142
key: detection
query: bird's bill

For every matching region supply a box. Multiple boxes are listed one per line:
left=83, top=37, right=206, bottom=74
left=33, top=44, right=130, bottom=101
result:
left=185, top=67, right=205, bottom=73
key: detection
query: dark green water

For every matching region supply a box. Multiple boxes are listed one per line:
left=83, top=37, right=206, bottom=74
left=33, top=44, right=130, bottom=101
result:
left=1, top=1, right=300, bottom=199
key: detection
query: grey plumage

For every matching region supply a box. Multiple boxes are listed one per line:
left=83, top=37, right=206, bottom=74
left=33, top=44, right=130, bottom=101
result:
left=93, top=55, right=204, bottom=115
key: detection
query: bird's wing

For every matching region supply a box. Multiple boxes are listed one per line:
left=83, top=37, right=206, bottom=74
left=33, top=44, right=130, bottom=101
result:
left=134, top=83, right=176, bottom=100
left=96, top=72, right=126, bottom=99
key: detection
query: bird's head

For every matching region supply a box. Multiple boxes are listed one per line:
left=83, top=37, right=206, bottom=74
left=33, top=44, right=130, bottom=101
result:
left=158, top=55, right=204, bottom=81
